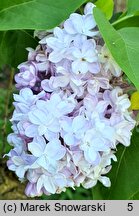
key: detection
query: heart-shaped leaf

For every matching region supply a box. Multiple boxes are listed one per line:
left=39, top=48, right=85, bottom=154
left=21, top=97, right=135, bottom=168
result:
left=0, top=0, right=86, bottom=30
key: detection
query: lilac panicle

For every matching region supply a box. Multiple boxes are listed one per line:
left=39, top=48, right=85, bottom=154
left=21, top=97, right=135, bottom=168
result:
left=7, top=2, right=136, bottom=197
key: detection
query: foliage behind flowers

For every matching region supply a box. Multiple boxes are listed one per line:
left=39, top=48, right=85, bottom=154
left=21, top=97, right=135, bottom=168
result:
left=6, top=2, right=136, bottom=197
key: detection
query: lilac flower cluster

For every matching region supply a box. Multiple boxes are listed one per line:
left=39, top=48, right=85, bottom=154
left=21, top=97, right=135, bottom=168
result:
left=7, top=3, right=135, bottom=197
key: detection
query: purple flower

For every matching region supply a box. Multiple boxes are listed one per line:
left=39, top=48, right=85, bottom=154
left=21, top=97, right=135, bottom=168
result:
left=7, top=2, right=136, bottom=197
left=28, top=136, right=66, bottom=172
left=70, top=39, right=100, bottom=74
left=64, top=11, right=98, bottom=37
left=15, top=62, right=37, bottom=88
left=42, top=27, right=72, bottom=63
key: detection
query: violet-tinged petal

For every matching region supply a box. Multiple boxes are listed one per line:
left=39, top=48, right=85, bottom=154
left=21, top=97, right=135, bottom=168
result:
left=28, top=137, right=46, bottom=157
left=64, top=133, right=76, bottom=146
left=45, top=139, right=66, bottom=160
left=25, top=124, right=39, bottom=137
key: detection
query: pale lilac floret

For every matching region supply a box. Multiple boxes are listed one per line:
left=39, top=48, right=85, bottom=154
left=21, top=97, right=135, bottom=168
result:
left=99, top=45, right=122, bottom=77
left=41, top=60, right=86, bottom=96
left=87, top=76, right=110, bottom=94
left=25, top=93, right=76, bottom=140
left=70, top=39, right=100, bottom=74
left=41, top=27, right=73, bottom=63
left=15, top=62, right=37, bottom=88
left=7, top=147, right=36, bottom=179
left=64, top=3, right=98, bottom=37
left=25, top=182, right=42, bottom=197
left=28, top=136, right=66, bottom=172
left=61, top=115, right=88, bottom=146
left=36, top=173, right=67, bottom=194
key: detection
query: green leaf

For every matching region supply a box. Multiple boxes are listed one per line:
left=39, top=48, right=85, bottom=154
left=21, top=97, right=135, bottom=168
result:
left=0, top=0, right=86, bottom=30
left=0, top=30, right=37, bottom=68
left=130, top=192, right=139, bottom=200
left=113, top=16, right=139, bottom=30
left=94, top=8, right=139, bottom=90
left=127, top=0, right=139, bottom=15
left=95, top=0, right=114, bottom=20
left=93, top=130, right=139, bottom=200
